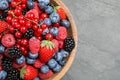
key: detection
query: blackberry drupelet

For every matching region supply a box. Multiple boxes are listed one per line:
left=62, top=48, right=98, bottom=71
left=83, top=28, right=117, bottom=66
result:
left=6, top=68, right=20, bottom=80
left=64, top=37, right=75, bottom=52
left=22, top=8, right=29, bottom=15
left=8, top=46, right=22, bottom=59
left=2, top=57, right=12, bottom=71
left=23, top=28, right=34, bottom=39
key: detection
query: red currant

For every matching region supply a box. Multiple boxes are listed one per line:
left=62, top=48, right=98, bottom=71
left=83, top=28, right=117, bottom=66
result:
left=18, top=15, right=24, bottom=20
left=12, top=18, right=19, bottom=22
left=26, top=21, right=32, bottom=28
left=40, top=13, right=48, bottom=19
left=26, top=13, right=35, bottom=19
left=45, top=33, right=53, bottom=40
left=11, top=1, right=17, bottom=8
left=8, top=10, right=14, bottom=16
left=15, top=31, right=22, bottom=38
left=9, top=27, right=15, bottom=33
left=41, top=23, right=47, bottom=30
left=22, top=4, right=26, bottom=9
left=53, top=22, right=60, bottom=27
left=20, top=26, right=27, bottom=33
left=16, top=44, right=20, bottom=48
left=37, top=28, right=43, bottom=34
left=34, top=32, right=40, bottom=37
left=16, top=5, right=22, bottom=11
left=15, top=9, right=22, bottom=16
left=6, top=16, right=12, bottom=23
left=20, top=46, right=26, bottom=53
left=37, top=36, right=42, bottom=40
left=15, top=23, right=21, bottom=29
left=32, top=25, right=38, bottom=31
left=22, top=0, right=27, bottom=4
left=21, top=38, right=29, bottom=46
left=17, top=39, right=22, bottom=44
left=34, top=18, right=39, bottom=23
left=19, top=19, right=26, bottom=25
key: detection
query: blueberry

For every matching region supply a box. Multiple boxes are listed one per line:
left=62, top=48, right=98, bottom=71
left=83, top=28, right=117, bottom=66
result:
left=47, top=59, right=57, bottom=69
left=38, top=0, right=50, bottom=5
left=16, top=55, right=25, bottom=64
left=44, top=18, right=52, bottom=26
left=0, top=70, right=7, bottom=79
left=45, top=5, right=53, bottom=14
left=42, top=28, right=49, bottom=35
left=38, top=2, right=47, bottom=9
left=40, top=65, right=49, bottom=73
left=50, top=27, right=59, bottom=36
left=0, top=45, right=5, bottom=53
left=60, top=49, right=69, bottom=58
left=59, top=59, right=66, bottom=66
left=53, top=64, right=61, bottom=72
left=28, top=52, right=38, bottom=59
left=54, top=52, right=63, bottom=61
left=61, top=20, right=70, bottom=28
left=50, top=12, right=60, bottom=23
left=26, top=57, right=35, bottom=65
left=0, top=0, right=9, bottom=10
left=27, top=0, right=34, bottom=9
left=33, top=77, right=40, bottom=80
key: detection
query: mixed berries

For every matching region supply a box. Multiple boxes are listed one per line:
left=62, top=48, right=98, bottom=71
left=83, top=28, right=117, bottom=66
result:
left=0, top=0, right=75, bottom=80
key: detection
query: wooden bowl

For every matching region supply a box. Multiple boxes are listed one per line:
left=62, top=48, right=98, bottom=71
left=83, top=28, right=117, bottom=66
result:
left=46, top=0, right=78, bottom=80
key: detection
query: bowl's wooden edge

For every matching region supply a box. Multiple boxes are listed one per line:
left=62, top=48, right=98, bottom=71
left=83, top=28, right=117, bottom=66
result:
left=46, top=0, right=78, bottom=80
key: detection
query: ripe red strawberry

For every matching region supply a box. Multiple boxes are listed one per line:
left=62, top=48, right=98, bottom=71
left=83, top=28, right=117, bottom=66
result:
left=34, top=59, right=44, bottom=68
left=20, top=65, right=38, bottom=80
left=39, top=40, right=55, bottom=63
left=29, top=37, right=40, bottom=54
left=39, top=70, right=53, bottom=79
left=56, top=6, right=67, bottom=20
left=0, top=20, right=9, bottom=33
left=1, top=34, right=16, bottom=47
left=52, top=39, right=59, bottom=52
left=56, top=27, right=67, bottom=41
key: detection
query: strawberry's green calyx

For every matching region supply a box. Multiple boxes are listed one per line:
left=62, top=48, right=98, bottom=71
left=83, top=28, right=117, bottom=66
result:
left=41, top=40, right=55, bottom=50
left=20, top=66, right=26, bottom=79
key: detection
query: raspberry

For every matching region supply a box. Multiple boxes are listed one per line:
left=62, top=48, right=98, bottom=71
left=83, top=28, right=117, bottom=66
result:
left=29, top=37, right=40, bottom=54
left=39, top=70, right=53, bottom=79
left=56, top=27, right=67, bottom=41
left=34, top=59, right=44, bottom=68
left=0, top=20, right=9, bottom=33
left=52, top=39, right=59, bottom=52
left=58, top=40, right=64, bottom=49
left=1, top=34, right=16, bottom=47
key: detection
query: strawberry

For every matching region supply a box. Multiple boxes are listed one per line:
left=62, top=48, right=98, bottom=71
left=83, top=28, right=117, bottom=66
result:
left=52, top=39, right=59, bottom=52
left=56, top=27, right=67, bottom=41
left=0, top=20, right=9, bottom=33
left=34, top=59, right=44, bottom=68
left=25, top=9, right=39, bottom=19
left=20, top=65, right=38, bottom=80
left=1, top=34, right=16, bottom=47
left=39, top=70, right=53, bottom=79
left=39, top=40, right=55, bottom=63
left=56, top=6, right=67, bottom=20
left=29, top=37, right=40, bottom=54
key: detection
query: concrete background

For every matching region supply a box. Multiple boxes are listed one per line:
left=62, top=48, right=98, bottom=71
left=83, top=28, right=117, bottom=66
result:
left=62, top=0, right=120, bottom=80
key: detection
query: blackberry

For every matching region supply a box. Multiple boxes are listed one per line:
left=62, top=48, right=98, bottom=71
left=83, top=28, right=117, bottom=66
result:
left=23, top=28, right=34, bottom=39
left=22, top=8, right=29, bottom=15
left=64, top=37, right=75, bottom=52
left=6, top=68, right=20, bottom=80
left=8, top=46, right=22, bottom=59
left=2, top=57, right=12, bottom=71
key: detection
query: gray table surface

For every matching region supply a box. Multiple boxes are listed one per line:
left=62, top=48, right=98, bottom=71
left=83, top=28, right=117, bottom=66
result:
left=62, top=0, right=120, bottom=80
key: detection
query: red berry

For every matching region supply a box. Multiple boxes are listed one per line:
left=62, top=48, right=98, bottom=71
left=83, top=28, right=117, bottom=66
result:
left=20, top=46, right=26, bottom=52
left=22, top=4, right=26, bottom=9
left=12, top=18, right=19, bottom=22
left=19, top=19, right=26, bottom=25
left=17, top=39, right=21, bottom=44
left=15, top=31, right=22, bottom=38
left=21, top=38, right=29, bottom=46
left=45, top=33, right=53, bottom=40
left=6, top=16, right=12, bottom=23
left=40, top=13, right=48, bottom=19
left=16, top=44, right=20, bottom=48
left=9, top=27, right=15, bottom=33
left=16, top=5, right=22, bottom=11
left=15, top=23, right=21, bottom=29
left=34, top=32, right=40, bottom=37
left=53, top=22, right=60, bottom=27
left=26, top=21, right=32, bottom=28
left=0, top=66, right=2, bottom=71
left=26, top=13, right=35, bottom=19
left=37, top=36, right=42, bottom=40
left=32, top=25, right=38, bottom=31
left=34, top=18, right=39, bottom=23
left=22, top=0, right=27, bottom=4
left=18, top=15, right=24, bottom=20
left=41, top=23, right=47, bottom=30
left=8, top=10, right=14, bottom=16
left=20, top=26, right=27, bottom=33
left=0, top=34, right=2, bottom=40
left=37, top=28, right=43, bottom=34
left=11, top=1, right=17, bottom=8
left=15, top=9, right=22, bottom=16
left=12, top=22, right=18, bottom=28
left=22, top=50, right=28, bottom=56
left=34, top=59, right=44, bottom=68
